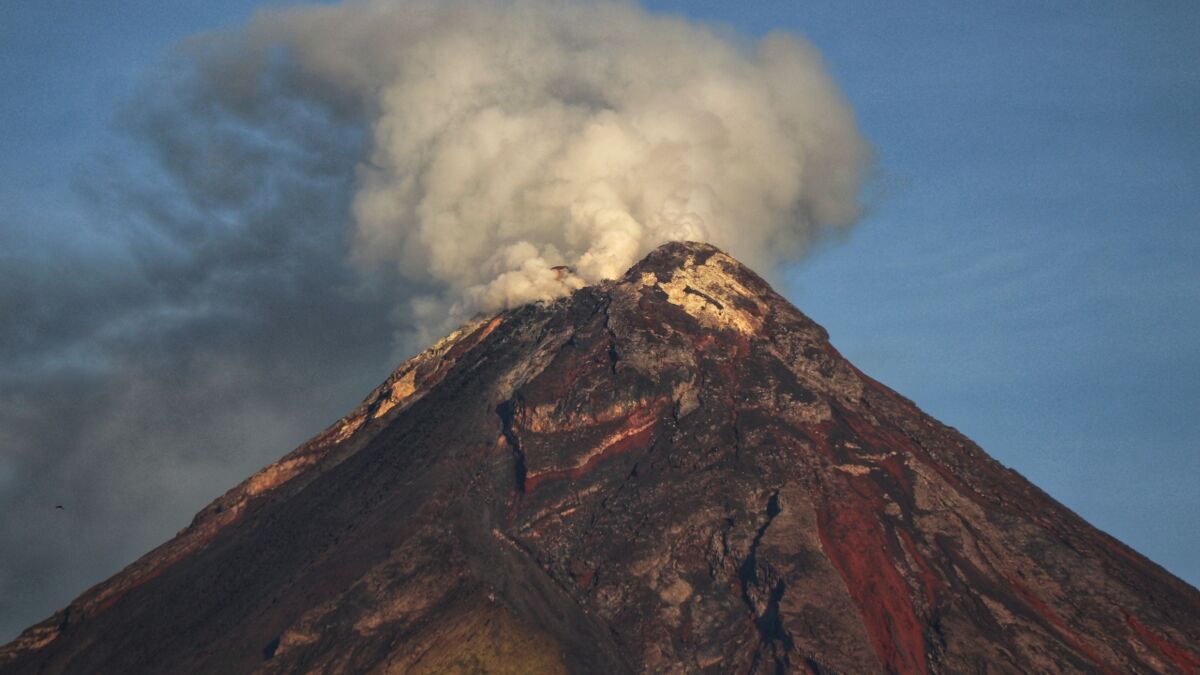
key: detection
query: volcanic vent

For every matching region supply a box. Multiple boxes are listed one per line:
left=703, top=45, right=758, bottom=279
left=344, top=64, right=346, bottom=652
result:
left=3, top=242, right=1199, bottom=674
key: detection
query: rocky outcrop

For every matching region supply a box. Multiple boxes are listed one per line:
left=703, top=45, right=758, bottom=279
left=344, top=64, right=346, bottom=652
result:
left=4, top=242, right=1198, bottom=674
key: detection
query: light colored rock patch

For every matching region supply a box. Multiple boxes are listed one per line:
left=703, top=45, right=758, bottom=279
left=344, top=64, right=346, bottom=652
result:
left=0, top=624, right=59, bottom=657
left=353, top=589, right=441, bottom=635
left=370, top=315, right=496, bottom=421
left=672, top=379, right=701, bottom=418
left=329, top=415, right=366, bottom=444
left=524, top=394, right=661, bottom=432
left=660, top=577, right=693, bottom=605
left=640, top=253, right=766, bottom=334
left=372, top=369, right=417, bottom=419
left=982, top=595, right=1018, bottom=626
left=275, top=626, right=320, bottom=656
left=244, top=456, right=319, bottom=497
left=834, top=464, right=873, bottom=476
left=272, top=596, right=339, bottom=659
left=629, top=553, right=663, bottom=578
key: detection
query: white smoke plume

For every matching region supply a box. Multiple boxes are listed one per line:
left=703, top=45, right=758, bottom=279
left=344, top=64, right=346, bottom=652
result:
left=0, top=0, right=871, bottom=640
left=184, top=0, right=869, bottom=332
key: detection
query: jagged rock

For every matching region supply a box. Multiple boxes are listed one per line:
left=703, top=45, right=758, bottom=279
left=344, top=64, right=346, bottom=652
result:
left=3, top=242, right=1198, bottom=674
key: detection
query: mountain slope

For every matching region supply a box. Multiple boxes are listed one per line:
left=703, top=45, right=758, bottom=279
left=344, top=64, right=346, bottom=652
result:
left=3, top=242, right=1198, bottom=674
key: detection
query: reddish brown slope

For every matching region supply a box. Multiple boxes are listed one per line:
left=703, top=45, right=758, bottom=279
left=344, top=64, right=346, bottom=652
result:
left=3, top=242, right=1198, bottom=674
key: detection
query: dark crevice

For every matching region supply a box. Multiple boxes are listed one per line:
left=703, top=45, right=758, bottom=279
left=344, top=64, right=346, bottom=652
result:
left=766, top=491, right=781, bottom=520
left=496, top=399, right=527, bottom=493
left=757, top=580, right=794, bottom=668
left=262, top=635, right=281, bottom=661
left=739, top=491, right=792, bottom=674
left=802, top=656, right=826, bottom=674
left=683, top=285, right=724, bottom=310
left=732, top=405, right=743, bottom=459
left=669, top=395, right=682, bottom=433
left=601, top=299, right=620, bottom=375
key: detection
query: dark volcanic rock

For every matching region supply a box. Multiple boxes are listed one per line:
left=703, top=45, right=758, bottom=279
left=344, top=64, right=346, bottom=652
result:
left=3, top=242, right=1199, bottom=674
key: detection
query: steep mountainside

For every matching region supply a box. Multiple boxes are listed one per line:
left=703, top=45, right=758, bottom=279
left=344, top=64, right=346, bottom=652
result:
left=3, top=242, right=1199, bottom=674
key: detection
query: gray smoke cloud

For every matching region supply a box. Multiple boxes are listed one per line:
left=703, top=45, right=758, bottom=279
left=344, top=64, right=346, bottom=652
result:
left=190, top=0, right=870, bottom=336
left=0, top=0, right=868, bottom=641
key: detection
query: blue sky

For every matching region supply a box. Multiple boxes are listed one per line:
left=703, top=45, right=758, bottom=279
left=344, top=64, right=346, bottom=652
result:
left=1, top=0, right=1197, bottom=640
left=667, top=1, right=1200, bottom=584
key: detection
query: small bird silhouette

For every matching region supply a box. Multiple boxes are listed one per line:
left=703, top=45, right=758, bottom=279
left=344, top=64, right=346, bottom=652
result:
left=55, top=505, right=64, bottom=510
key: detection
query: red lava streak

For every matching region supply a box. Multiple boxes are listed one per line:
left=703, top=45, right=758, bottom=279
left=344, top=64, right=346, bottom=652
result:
left=1126, top=613, right=1200, bottom=674
left=1006, top=574, right=1117, bottom=674
left=522, top=400, right=666, bottom=493
left=895, top=528, right=940, bottom=609
left=816, top=481, right=928, bottom=675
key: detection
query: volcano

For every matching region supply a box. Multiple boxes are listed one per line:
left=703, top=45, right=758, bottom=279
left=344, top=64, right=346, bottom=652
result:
left=3, top=242, right=1198, bottom=674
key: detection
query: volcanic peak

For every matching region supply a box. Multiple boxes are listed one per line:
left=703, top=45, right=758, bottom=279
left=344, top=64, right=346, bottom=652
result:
left=4, top=241, right=1200, bottom=675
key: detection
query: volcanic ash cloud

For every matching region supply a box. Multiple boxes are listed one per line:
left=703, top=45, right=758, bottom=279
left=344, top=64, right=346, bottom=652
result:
left=172, top=0, right=870, bottom=326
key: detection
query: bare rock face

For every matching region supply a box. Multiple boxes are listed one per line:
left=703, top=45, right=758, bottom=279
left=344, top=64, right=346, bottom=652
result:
left=3, top=242, right=1199, bottom=674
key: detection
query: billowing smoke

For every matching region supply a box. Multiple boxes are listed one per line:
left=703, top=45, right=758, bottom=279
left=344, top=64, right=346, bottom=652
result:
left=0, top=0, right=868, bottom=641
left=182, top=0, right=869, bottom=333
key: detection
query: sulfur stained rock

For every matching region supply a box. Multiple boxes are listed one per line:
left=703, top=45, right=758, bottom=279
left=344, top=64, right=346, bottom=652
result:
left=3, top=242, right=1199, bottom=674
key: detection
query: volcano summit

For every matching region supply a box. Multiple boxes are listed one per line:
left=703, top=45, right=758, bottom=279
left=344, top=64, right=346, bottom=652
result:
left=3, top=242, right=1198, bottom=674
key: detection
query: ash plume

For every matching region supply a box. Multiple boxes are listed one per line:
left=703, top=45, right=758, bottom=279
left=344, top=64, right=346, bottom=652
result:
left=0, top=0, right=868, bottom=641
left=176, top=0, right=870, bottom=333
